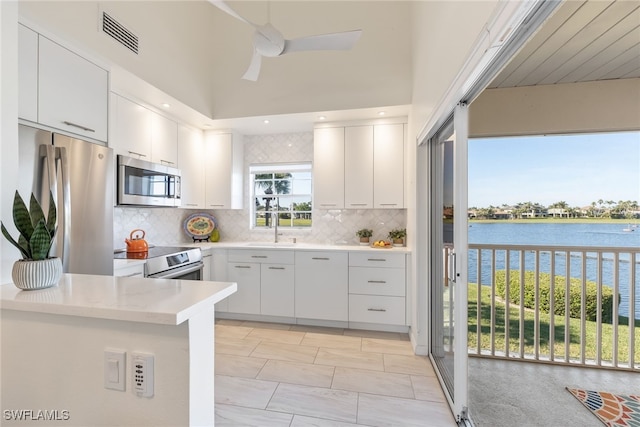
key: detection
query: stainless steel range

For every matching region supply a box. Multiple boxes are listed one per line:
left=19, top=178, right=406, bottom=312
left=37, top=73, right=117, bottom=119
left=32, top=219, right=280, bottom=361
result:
left=114, top=247, right=203, bottom=280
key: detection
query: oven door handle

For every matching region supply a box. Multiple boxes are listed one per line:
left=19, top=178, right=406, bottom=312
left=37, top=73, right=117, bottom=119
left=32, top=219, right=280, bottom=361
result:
left=147, top=261, right=204, bottom=279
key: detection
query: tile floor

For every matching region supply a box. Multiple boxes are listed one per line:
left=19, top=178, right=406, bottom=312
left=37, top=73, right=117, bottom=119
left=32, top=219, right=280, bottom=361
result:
left=214, top=319, right=457, bottom=427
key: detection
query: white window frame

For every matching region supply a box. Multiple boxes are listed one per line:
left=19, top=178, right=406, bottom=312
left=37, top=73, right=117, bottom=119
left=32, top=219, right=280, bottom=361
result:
left=249, top=162, right=313, bottom=229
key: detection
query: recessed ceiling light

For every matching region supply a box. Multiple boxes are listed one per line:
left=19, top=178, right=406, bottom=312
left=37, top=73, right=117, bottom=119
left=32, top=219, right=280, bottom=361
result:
left=263, top=119, right=270, bottom=124
left=318, top=115, right=326, bottom=120
left=378, top=111, right=386, bottom=116
left=161, top=103, right=171, bottom=108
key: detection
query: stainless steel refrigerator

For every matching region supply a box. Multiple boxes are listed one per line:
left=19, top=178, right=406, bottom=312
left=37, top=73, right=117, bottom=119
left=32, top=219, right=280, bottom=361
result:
left=18, top=124, right=114, bottom=275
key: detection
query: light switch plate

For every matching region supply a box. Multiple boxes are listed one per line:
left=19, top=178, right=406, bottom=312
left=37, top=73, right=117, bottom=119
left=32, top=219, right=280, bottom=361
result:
left=104, top=349, right=126, bottom=391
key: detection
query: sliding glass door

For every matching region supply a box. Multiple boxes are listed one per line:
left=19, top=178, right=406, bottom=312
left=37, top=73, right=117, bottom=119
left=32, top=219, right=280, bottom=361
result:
left=429, top=104, right=469, bottom=423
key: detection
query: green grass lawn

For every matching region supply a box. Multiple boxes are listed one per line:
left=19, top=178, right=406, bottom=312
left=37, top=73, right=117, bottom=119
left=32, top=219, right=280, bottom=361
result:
left=468, top=283, right=640, bottom=365
left=255, top=218, right=312, bottom=227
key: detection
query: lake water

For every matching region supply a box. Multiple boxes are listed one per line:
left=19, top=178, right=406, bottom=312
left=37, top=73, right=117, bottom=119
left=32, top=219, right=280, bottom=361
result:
left=468, top=222, right=640, bottom=319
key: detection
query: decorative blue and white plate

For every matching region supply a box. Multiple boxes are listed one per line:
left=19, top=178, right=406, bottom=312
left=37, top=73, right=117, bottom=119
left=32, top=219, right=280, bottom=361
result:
left=183, top=213, right=217, bottom=239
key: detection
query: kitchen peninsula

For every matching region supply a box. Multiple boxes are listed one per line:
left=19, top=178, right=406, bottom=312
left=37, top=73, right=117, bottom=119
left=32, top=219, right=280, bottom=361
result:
left=0, top=274, right=236, bottom=426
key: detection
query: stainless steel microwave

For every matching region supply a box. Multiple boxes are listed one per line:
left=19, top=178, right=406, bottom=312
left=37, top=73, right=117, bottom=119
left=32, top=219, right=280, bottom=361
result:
left=117, top=155, right=181, bottom=207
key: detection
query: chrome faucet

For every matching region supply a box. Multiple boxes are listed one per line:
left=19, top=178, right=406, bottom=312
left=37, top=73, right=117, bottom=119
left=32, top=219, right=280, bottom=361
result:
left=270, top=196, right=280, bottom=243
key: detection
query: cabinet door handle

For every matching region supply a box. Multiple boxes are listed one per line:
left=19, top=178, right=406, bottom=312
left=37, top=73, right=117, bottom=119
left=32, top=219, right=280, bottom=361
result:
left=311, top=257, right=330, bottom=260
left=367, top=258, right=386, bottom=262
left=62, top=121, right=95, bottom=133
left=367, top=308, right=387, bottom=312
left=209, top=204, right=225, bottom=208
left=127, top=150, right=147, bottom=158
left=349, top=203, right=367, bottom=206
left=379, top=203, right=398, bottom=207
left=160, top=159, right=175, bottom=165
left=268, top=266, right=285, bottom=270
left=319, top=204, right=336, bottom=207
left=185, top=203, right=199, bottom=206
left=251, top=255, right=268, bottom=259
left=235, top=265, right=251, bottom=269
left=368, top=280, right=387, bottom=284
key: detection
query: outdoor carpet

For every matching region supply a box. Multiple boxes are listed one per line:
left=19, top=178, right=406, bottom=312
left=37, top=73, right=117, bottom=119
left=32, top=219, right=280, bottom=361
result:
left=567, top=387, right=640, bottom=427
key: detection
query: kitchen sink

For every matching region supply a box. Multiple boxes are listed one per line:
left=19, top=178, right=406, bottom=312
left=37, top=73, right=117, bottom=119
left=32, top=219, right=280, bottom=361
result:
left=247, top=242, right=295, bottom=247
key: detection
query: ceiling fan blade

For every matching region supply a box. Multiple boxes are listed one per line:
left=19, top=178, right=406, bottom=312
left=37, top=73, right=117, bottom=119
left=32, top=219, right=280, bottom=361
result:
left=208, top=0, right=256, bottom=28
left=282, top=30, right=362, bottom=55
left=242, top=49, right=262, bottom=81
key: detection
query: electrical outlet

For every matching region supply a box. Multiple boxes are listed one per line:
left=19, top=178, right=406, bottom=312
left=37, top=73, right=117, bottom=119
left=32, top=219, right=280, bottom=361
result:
left=104, top=349, right=126, bottom=391
left=132, top=352, right=154, bottom=398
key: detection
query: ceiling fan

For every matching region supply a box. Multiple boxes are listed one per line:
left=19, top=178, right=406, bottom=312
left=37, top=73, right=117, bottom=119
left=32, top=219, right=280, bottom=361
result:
left=208, top=0, right=362, bottom=81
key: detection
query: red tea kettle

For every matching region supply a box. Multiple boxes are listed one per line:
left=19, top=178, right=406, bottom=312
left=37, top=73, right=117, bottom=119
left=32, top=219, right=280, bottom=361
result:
left=125, top=229, right=149, bottom=253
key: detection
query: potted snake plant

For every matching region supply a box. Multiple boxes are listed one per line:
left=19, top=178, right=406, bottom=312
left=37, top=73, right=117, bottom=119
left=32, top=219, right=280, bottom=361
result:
left=1, top=190, right=61, bottom=290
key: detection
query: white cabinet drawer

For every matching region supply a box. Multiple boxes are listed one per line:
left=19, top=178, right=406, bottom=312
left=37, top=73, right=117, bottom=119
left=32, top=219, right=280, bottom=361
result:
left=113, top=263, right=145, bottom=278
left=349, top=267, right=405, bottom=296
left=349, top=252, right=405, bottom=268
left=295, top=251, right=348, bottom=266
left=228, top=249, right=294, bottom=264
left=349, top=295, right=405, bottom=325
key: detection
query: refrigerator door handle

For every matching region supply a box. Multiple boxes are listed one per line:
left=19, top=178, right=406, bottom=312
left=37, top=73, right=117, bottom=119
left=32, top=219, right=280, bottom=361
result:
left=56, top=146, right=71, bottom=272
left=41, top=144, right=58, bottom=203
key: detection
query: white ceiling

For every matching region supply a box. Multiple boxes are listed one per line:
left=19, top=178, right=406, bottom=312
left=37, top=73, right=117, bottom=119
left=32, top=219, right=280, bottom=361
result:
left=110, top=0, right=639, bottom=135
left=489, top=0, right=640, bottom=88
left=219, top=0, right=640, bottom=134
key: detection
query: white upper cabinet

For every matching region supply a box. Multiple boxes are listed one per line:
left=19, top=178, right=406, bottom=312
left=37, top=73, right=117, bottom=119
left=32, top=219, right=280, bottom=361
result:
left=111, top=94, right=152, bottom=159
left=177, top=125, right=205, bottom=209
left=203, top=131, right=243, bottom=209
left=18, top=24, right=38, bottom=123
left=314, top=121, right=406, bottom=210
left=151, top=113, right=178, bottom=166
left=37, top=35, right=108, bottom=142
left=313, top=127, right=345, bottom=209
left=344, top=126, right=374, bottom=209
left=373, top=123, right=405, bottom=208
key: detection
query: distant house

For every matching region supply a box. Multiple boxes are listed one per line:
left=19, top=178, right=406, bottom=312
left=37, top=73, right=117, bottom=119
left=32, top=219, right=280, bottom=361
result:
left=548, top=208, right=570, bottom=218
left=521, top=208, right=547, bottom=218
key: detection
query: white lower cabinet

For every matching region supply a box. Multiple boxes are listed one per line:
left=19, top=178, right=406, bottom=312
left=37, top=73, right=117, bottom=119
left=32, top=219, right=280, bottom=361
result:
left=225, top=249, right=294, bottom=316
left=209, top=249, right=229, bottom=312
left=227, top=262, right=261, bottom=314
left=295, top=251, right=348, bottom=321
left=348, top=252, right=406, bottom=326
left=217, top=248, right=407, bottom=329
left=261, top=264, right=295, bottom=317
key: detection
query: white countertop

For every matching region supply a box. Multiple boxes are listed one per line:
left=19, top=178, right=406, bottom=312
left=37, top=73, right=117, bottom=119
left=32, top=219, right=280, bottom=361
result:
left=184, top=241, right=412, bottom=253
left=0, top=274, right=236, bottom=325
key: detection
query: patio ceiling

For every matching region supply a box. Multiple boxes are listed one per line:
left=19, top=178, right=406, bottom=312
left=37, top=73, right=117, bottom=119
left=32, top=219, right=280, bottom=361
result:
left=489, top=0, right=640, bottom=88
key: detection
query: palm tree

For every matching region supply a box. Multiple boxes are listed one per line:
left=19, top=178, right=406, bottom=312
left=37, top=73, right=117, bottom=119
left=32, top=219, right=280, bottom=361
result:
left=255, top=173, right=291, bottom=227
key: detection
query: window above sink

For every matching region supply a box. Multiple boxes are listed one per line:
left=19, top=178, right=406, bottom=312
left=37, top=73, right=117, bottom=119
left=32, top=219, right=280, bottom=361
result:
left=250, top=162, right=312, bottom=230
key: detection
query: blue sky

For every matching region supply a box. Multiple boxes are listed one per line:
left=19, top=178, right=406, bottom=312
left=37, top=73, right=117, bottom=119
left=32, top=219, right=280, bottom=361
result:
left=468, top=132, right=640, bottom=208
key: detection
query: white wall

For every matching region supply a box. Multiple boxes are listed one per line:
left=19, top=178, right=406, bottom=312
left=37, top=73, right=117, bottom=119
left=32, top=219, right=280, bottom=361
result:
left=470, top=78, right=640, bottom=137
left=2, top=310, right=191, bottom=426
left=18, top=1, right=413, bottom=120
left=19, top=1, right=217, bottom=118
left=1, top=1, right=20, bottom=285
left=407, top=0, right=499, bottom=351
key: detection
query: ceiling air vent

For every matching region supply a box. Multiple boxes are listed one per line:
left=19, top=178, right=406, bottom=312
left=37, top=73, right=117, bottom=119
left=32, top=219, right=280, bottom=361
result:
left=102, top=11, right=139, bottom=55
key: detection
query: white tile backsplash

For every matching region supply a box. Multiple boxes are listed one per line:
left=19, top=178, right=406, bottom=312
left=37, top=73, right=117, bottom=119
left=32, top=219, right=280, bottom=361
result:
left=114, top=132, right=406, bottom=249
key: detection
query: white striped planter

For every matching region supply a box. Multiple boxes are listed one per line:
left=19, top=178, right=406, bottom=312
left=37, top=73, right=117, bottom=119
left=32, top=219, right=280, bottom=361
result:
left=12, top=257, right=63, bottom=290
